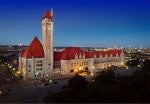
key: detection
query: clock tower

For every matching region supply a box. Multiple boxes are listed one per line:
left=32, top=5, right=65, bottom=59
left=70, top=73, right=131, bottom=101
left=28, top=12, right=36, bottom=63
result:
left=42, top=9, right=54, bottom=78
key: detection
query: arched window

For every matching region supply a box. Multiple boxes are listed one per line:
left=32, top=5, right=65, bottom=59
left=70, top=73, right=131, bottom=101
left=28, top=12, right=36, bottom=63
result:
left=70, top=69, right=74, bottom=73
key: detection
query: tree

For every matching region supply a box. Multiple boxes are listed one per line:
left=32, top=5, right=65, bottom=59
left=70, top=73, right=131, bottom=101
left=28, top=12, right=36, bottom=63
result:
left=142, top=59, right=150, bottom=71
left=68, top=74, right=87, bottom=91
left=126, top=59, right=139, bottom=67
left=0, top=56, right=7, bottom=64
left=94, top=69, right=116, bottom=85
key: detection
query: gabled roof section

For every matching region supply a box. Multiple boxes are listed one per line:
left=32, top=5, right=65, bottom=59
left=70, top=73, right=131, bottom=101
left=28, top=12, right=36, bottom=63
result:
left=21, top=36, right=44, bottom=58
left=42, top=10, right=53, bottom=19
left=54, top=47, right=85, bottom=61
left=61, top=47, right=85, bottom=60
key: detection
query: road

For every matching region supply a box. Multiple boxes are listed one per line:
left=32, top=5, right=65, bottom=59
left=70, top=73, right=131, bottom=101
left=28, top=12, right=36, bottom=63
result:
left=0, top=78, right=69, bottom=103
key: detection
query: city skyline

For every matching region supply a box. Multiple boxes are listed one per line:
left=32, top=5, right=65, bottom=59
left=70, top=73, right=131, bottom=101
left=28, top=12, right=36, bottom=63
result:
left=0, top=0, right=150, bottom=48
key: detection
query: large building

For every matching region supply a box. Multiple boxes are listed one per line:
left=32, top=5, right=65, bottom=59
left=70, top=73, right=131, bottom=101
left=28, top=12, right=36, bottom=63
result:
left=54, top=47, right=124, bottom=77
left=19, top=10, right=124, bottom=80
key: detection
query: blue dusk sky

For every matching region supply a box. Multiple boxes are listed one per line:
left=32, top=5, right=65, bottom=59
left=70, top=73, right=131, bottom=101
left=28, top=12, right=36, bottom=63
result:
left=0, top=0, right=150, bottom=48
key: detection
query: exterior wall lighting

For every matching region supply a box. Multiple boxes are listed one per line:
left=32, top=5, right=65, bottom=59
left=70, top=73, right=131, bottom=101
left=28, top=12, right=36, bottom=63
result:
left=17, top=71, right=20, bottom=74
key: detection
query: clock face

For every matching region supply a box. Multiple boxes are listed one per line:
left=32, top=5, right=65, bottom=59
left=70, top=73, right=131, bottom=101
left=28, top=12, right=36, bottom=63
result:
left=48, top=27, right=50, bottom=30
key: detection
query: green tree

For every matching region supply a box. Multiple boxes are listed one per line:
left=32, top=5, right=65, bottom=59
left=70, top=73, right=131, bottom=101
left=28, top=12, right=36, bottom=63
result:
left=68, top=74, right=87, bottom=91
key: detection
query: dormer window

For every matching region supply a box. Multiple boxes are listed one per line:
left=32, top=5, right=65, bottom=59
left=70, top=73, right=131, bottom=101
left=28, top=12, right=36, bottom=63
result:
left=116, top=53, right=118, bottom=57
left=105, top=54, right=108, bottom=58
left=83, top=54, right=85, bottom=59
left=75, top=54, right=78, bottom=59
left=99, top=54, right=102, bottom=58
left=94, top=54, right=96, bottom=58
left=110, top=54, right=112, bottom=57
left=79, top=53, right=82, bottom=59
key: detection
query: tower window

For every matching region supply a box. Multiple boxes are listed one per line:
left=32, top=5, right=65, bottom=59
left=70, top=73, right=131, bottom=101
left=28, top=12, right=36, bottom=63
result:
left=36, top=60, right=42, bottom=63
left=36, top=68, right=42, bottom=71
left=37, top=73, right=41, bottom=77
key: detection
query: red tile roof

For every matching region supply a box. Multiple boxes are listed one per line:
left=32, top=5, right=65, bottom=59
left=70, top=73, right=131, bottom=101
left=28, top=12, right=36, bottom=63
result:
left=54, top=52, right=63, bottom=61
left=42, top=10, right=53, bottom=19
left=21, top=37, right=44, bottom=58
left=61, top=47, right=85, bottom=60
left=85, top=52, right=94, bottom=58
left=54, top=47, right=84, bottom=61
left=54, top=47, right=122, bottom=61
left=21, top=41, right=122, bottom=60
left=94, top=50, right=122, bottom=58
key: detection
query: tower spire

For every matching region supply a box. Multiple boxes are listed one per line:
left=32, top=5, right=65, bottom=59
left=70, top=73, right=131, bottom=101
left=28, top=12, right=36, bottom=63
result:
left=42, top=10, right=53, bottom=19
